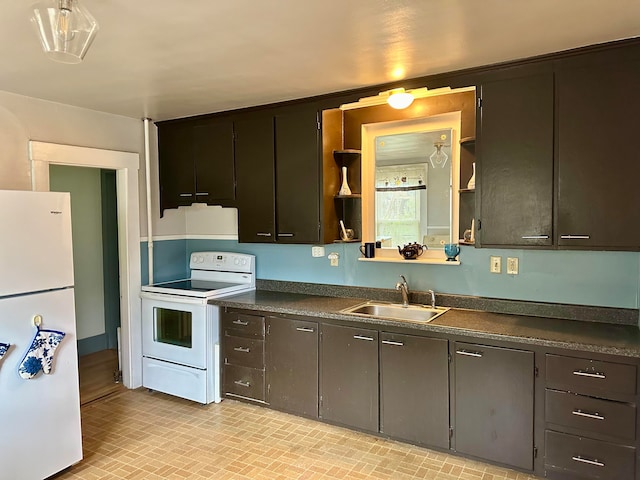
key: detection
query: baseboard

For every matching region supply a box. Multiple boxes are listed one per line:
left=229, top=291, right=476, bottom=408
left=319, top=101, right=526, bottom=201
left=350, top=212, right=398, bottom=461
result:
left=78, top=333, right=108, bottom=356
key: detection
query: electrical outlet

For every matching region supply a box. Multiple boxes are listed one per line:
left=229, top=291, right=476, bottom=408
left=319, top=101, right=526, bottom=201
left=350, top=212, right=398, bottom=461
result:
left=312, top=246, right=325, bottom=257
left=490, top=256, right=502, bottom=273
left=507, top=257, right=519, bottom=275
left=328, top=252, right=339, bottom=267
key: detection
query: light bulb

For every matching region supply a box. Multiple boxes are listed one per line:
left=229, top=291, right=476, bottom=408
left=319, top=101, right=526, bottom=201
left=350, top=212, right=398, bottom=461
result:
left=56, top=3, right=73, bottom=43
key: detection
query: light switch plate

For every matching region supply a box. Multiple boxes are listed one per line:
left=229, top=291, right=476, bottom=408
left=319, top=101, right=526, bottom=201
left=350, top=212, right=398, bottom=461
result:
left=507, top=257, right=519, bottom=275
left=312, top=246, right=325, bottom=257
left=490, top=256, right=502, bottom=274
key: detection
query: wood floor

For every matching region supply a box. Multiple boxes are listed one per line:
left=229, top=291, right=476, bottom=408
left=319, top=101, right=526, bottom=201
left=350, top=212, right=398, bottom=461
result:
left=78, top=348, right=125, bottom=405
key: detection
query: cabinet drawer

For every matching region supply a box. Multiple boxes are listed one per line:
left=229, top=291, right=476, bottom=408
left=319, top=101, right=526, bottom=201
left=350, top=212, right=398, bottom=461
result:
left=223, top=335, right=264, bottom=368
left=223, top=364, right=265, bottom=401
left=545, top=430, right=635, bottom=479
left=546, top=354, right=636, bottom=396
left=223, top=312, right=265, bottom=338
left=546, top=389, right=636, bottom=441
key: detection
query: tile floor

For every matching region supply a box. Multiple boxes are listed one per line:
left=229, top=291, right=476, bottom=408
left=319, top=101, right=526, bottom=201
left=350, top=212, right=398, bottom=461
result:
left=55, top=389, right=542, bottom=480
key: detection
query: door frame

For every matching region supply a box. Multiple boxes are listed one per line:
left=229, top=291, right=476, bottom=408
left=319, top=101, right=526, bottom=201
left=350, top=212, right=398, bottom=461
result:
left=30, top=141, right=142, bottom=389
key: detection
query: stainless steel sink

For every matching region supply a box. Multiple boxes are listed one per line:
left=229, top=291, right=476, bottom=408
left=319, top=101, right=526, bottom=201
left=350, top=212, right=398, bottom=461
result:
left=340, top=301, right=449, bottom=323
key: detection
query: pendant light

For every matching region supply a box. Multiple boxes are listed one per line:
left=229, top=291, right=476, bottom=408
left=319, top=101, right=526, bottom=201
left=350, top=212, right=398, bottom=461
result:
left=31, top=0, right=99, bottom=64
left=429, top=142, right=449, bottom=168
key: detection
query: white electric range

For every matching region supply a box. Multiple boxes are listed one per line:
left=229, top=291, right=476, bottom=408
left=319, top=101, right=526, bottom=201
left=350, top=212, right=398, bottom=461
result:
left=140, top=251, right=255, bottom=404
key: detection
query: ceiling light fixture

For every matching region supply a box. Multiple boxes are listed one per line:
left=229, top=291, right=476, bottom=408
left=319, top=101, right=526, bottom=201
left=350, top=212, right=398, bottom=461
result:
left=386, top=88, right=414, bottom=109
left=339, top=86, right=474, bottom=111
left=31, top=0, right=99, bottom=64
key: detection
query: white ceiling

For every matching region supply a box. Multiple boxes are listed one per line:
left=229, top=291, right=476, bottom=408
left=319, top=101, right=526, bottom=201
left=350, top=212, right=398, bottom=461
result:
left=2, top=0, right=639, bottom=122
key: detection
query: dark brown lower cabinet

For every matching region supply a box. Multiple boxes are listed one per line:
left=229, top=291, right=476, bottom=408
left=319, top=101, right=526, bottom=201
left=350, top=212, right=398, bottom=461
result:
left=380, top=332, right=449, bottom=448
left=453, top=342, right=534, bottom=470
left=267, top=316, right=318, bottom=418
left=545, top=430, right=635, bottom=480
left=320, top=323, right=378, bottom=432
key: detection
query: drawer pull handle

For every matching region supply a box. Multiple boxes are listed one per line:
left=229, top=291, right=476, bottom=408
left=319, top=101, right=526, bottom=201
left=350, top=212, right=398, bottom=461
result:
left=232, top=319, right=250, bottom=326
left=572, top=409, right=605, bottom=420
left=179, top=193, right=194, bottom=197
left=572, top=456, right=604, bottom=467
left=381, top=340, right=405, bottom=346
left=353, top=335, right=374, bottom=341
left=521, top=235, right=549, bottom=239
left=456, top=349, right=483, bottom=358
left=561, top=235, right=591, bottom=240
left=195, top=192, right=209, bottom=196
left=256, top=232, right=272, bottom=237
left=233, top=347, right=250, bottom=353
left=573, top=370, right=606, bottom=379
left=296, top=327, right=315, bottom=333
left=234, top=380, right=251, bottom=388
left=277, top=233, right=295, bottom=237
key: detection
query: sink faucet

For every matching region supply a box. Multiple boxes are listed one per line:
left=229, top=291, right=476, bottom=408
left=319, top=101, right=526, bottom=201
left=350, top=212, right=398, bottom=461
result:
left=396, top=275, right=410, bottom=307
left=427, top=289, right=436, bottom=309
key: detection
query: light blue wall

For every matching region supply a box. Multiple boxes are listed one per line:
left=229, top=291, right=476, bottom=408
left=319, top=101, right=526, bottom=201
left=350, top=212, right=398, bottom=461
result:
left=141, top=239, right=640, bottom=310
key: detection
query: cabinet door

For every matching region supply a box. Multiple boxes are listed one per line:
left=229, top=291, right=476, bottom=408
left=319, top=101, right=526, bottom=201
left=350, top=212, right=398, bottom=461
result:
left=478, top=71, right=554, bottom=246
left=157, top=122, right=195, bottom=214
left=454, top=342, right=534, bottom=470
left=320, top=323, right=378, bottom=432
left=234, top=114, right=276, bottom=242
left=380, top=332, right=449, bottom=448
left=193, top=120, right=235, bottom=205
left=274, top=106, right=321, bottom=243
left=557, top=52, right=640, bottom=249
left=267, top=317, right=318, bottom=418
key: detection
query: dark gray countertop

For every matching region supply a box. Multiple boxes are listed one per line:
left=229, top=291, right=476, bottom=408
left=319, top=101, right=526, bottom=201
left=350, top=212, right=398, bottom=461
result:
left=211, top=290, right=640, bottom=358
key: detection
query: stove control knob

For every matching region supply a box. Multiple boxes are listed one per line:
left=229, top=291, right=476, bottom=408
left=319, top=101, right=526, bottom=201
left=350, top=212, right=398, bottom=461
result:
left=233, top=257, right=240, bottom=265
left=241, top=259, right=247, bottom=265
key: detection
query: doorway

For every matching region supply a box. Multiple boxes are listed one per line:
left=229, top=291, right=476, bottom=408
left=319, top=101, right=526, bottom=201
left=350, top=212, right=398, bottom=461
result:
left=30, top=141, right=142, bottom=390
left=50, top=165, right=123, bottom=403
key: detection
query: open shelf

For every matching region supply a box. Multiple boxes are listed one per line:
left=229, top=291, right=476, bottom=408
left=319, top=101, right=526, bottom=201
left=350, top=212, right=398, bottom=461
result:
left=358, top=257, right=460, bottom=265
left=334, top=193, right=362, bottom=199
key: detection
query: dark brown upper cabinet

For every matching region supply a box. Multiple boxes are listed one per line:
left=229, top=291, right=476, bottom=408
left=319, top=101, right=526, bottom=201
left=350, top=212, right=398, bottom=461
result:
left=476, top=67, right=554, bottom=247
left=234, top=113, right=276, bottom=242
left=156, top=118, right=235, bottom=216
left=556, top=47, right=640, bottom=250
left=274, top=105, right=321, bottom=244
left=234, top=104, right=322, bottom=244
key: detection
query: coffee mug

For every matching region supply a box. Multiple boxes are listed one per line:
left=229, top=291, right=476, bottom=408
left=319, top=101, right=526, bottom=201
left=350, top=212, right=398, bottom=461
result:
left=359, top=242, right=375, bottom=258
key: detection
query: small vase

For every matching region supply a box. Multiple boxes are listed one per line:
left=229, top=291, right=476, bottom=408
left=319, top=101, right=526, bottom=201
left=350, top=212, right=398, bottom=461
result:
left=338, top=166, right=352, bottom=196
left=467, top=162, right=476, bottom=190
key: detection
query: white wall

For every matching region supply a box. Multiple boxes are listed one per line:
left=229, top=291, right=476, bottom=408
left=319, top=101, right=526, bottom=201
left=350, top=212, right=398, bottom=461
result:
left=0, top=90, right=141, bottom=190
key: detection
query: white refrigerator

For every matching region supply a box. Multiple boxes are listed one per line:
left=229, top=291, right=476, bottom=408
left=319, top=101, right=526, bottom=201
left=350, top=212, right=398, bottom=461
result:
left=0, top=190, right=83, bottom=479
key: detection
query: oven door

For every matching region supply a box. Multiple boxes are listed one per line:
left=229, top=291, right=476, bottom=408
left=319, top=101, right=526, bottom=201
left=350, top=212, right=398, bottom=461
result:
left=142, top=294, right=207, bottom=369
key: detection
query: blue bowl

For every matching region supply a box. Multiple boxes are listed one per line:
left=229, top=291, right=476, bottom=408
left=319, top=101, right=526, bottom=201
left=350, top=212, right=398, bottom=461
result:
left=443, top=243, right=460, bottom=261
